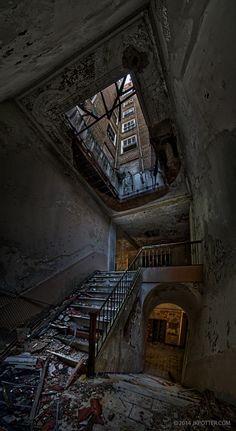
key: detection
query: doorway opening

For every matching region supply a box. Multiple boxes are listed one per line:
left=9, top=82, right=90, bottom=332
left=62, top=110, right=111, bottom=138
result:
left=144, top=303, right=188, bottom=382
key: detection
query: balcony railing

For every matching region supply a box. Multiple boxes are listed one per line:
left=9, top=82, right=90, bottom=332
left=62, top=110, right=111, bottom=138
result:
left=119, top=169, right=165, bottom=198
left=81, top=128, right=165, bottom=199
left=81, top=128, right=120, bottom=191
left=129, top=240, right=203, bottom=269
left=87, top=240, right=202, bottom=375
left=66, top=110, right=166, bottom=200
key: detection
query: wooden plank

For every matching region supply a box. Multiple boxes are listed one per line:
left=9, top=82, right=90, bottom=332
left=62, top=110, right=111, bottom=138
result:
left=65, top=356, right=86, bottom=389
left=30, top=358, right=49, bottom=430
left=46, top=351, right=78, bottom=367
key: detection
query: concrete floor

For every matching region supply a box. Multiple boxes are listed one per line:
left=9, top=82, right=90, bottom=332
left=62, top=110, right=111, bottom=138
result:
left=91, top=373, right=201, bottom=431
left=48, top=372, right=234, bottom=431
left=1, top=353, right=235, bottom=430
left=44, top=372, right=202, bottom=431
left=1, top=299, right=235, bottom=430
left=144, top=341, right=185, bottom=382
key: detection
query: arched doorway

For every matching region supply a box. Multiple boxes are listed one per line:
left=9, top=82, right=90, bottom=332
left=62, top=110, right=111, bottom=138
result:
left=144, top=302, right=188, bottom=382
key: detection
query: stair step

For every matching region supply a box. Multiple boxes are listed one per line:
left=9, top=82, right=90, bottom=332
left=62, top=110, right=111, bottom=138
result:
left=74, top=298, right=108, bottom=307
left=84, top=287, right=115, bottom=292
left=77, top=296, right=106, bottom=302
left=98, top=271, right=136, bottom=274
left=50, top=321, right=104, bottom=339
left=83, top=291, right=111, bottom=297
left=75, top=329, right=103, bottom=340
left=90, top=279, right=120, bottom=282
left=86, top=280, right=120, bottom=285
left=74, top=329, right=90, bottom=340
left=85, top=289, right=124, bottom=295
left=69, top=314, right=109, bottom=329
left=85, top=282, right=132, bottom=289
left=92, top=273, right=122, bottom=276
left=71, top=304, right=118, bottom=314
left=56, top=335, right=89, bottom=353
left=71, top=305, right=101, bottom=313
left=95, top=271, right=136, bottom=277
left=73, top=297, right=120, bottom=304
left=90, top=276, right=122, bottom=281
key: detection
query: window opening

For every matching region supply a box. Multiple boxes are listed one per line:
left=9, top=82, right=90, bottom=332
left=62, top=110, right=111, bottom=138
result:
left=107, top=123, right=116, bottom=145
left=123, top=107, right=135, bottom=118
left=122, top=119, right=136, bottom=133
left=121, top=135, right=137, bottom=153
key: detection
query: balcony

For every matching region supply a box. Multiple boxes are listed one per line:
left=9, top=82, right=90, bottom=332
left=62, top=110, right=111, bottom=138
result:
left=130, top=241, right=203, bottom=284
left=71, top=126, right=168, bottom=210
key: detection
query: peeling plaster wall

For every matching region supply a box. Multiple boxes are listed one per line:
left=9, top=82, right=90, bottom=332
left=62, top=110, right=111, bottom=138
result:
left=96, top=279, right=201, bottom=377
left=0, top=101, right=112, bottom=300
left=152, top=0, right=236, bottom=402
left=96, top=291, right=144, bottom=374
left=17, top=15, right=171, bottom=168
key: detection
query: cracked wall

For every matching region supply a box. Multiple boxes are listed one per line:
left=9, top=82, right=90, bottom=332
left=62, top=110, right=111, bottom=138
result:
left=152, top=0, right=236, bottom=402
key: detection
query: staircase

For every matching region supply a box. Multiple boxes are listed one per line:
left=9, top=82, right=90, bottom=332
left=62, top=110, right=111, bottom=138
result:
left=51, top=270, right=139, bottom=363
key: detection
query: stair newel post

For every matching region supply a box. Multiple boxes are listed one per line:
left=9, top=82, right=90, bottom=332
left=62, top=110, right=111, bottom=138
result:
left=87, top=311, right=98, bottom=377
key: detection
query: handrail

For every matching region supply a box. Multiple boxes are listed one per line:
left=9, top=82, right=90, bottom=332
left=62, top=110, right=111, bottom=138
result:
left=79, top=130, right=165, bottom=200
left=127, top=240, right=202, bottom=268
left=87, top=240, right=203, bottom=375
left=97, top=268, right=142, bottom=350
left=68, top=116, right=166, bottom=201
left=87, top=263, right=142, bottom=376
left=140, top=240, right=202, bottom=250
left=96, top=268, right=137, bottom=317
left=128, top=240, right=203, bottom=269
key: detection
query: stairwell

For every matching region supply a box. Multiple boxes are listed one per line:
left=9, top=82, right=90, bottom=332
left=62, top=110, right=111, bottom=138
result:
left=0, top=241, right=202, bottom=377
left=53, top=271, right=135, bottom=353
left=45, top=270, right=139, bottom=371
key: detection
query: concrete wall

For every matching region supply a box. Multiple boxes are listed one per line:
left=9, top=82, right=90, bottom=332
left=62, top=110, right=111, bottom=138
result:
left=118, top=93, right=151, bottom=172
left=152, top=0, right=236, bottom=403
left=96, top=278, right=201, bottom=378
left=141, top=281, right=202, bottom=386
left=107, top=223, right=117, bottom=271
left=0, top=252, right=105, bottom=333
left=0, top=101, right=113, bottom=305
left=96, top=282, right=144, bottom=374
left=143, top=266, right=203, bottom=283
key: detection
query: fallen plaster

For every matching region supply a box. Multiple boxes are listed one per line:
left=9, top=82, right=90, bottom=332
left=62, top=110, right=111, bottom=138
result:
left=0, top=284, right=235, bottom=430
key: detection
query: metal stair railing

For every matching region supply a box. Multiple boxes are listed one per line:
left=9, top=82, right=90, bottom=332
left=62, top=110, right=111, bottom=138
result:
left=87, top=240, right=202, bottom=376
left=87, top=265, right=142, bottom=376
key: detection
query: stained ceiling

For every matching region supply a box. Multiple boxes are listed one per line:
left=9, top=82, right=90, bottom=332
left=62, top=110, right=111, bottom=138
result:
left=0, top=0, right=191, bottom=247
left=112, top=175, right=191, bottom=246
left=0, top=0, right=149, bottom=101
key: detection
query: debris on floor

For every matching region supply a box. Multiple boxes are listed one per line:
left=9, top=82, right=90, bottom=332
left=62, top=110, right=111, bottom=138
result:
left=0, top=352, right=43, bottom=429
left=1, top=351, right=236, bottom=431
left=0, top=273, right=236, bottom=429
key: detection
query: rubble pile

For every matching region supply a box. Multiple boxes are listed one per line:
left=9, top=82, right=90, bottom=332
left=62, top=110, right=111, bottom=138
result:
left=0, top=273, right=118, bottom=430
left=0, top=323, right=112, bottom=430
left=0, top=272, right=235, bottom=430
left=0, top=353, right=41, bottom=429
left=1, top=338, right=236, bottom=431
